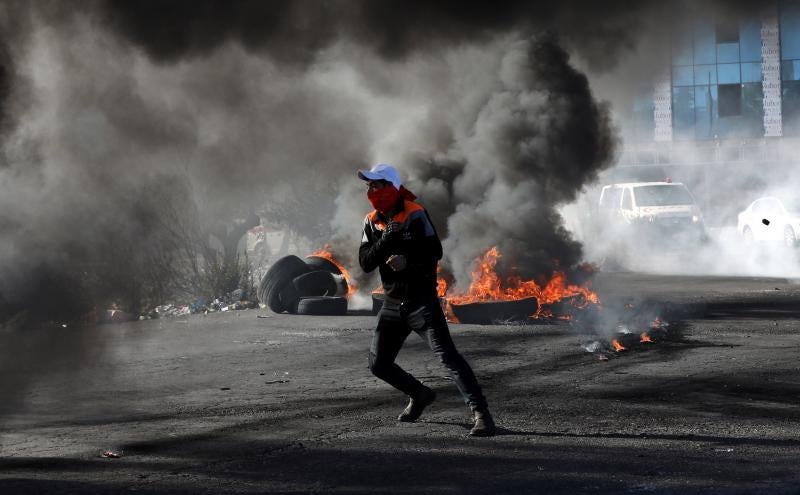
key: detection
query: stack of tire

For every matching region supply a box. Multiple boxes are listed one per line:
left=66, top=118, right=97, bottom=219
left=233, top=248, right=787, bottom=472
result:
left=257, top=255, right=349, bottom=315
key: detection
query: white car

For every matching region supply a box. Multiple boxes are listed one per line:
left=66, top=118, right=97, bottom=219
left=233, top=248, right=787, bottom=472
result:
left=597, top=181, right=707, bottom=246
left=737, top=197, right=800, bottom=247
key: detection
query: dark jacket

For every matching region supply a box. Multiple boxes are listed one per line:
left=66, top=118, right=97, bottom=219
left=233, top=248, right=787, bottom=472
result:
left=359, top=198, right=442, bottom=303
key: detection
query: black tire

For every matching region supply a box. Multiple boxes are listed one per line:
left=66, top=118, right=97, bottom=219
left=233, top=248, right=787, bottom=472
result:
left=334, top=276, right=349, bottom=297
left=305, top=256, right=342, bottom=275
left=295, top=296, right=348, bottom=316
left=305, top=256, right=349, bottom=295
left=278, top=283, right=301, bottom=314
left=293, top=271, right=338, bottom=297
left=258, top=255, right=311, bottom=313
left=450, top=297, right=539, bottom=325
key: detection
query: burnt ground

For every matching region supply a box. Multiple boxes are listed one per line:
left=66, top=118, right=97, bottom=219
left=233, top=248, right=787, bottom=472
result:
left=3, top=273, right=800, bottom=494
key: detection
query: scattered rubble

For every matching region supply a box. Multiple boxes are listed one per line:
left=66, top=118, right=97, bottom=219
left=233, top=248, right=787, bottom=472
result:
left=114, top=289, right=261, bottom=324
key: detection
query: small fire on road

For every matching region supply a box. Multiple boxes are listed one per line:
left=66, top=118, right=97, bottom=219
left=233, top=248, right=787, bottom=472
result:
left=441, top=247, right=600, bottom=322
left=584, top=308, right=672, bottom=361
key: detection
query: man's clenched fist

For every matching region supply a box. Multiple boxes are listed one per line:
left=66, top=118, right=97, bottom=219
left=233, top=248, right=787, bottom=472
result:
left=386, top=254, right=407, bottom=272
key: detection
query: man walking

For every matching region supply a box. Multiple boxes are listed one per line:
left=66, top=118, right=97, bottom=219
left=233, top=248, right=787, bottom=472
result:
left=358, top=163, right=495, bottom=437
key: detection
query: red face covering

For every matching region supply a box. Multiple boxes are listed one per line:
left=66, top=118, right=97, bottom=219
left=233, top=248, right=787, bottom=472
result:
left=368, top=185, right=401, bottom=213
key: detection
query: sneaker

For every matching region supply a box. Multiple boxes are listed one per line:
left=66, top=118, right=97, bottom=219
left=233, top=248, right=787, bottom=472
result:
left=398, top=386, right=436, bottom=422
left=469, top=409, right=496, bottom=437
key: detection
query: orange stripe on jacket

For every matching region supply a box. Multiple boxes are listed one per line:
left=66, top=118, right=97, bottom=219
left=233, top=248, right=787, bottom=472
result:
left=367, top=200, right=425, bottom=230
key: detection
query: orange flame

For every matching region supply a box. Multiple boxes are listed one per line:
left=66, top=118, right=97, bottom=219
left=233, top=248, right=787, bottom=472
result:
left=436, top=265, right=448, bottom=298
left=445, top=306, right=459, bottom=323
left=309, top=245, right=358, bottom=298
left=440, top=247, right=600, bottom=318
left=650, top=316, right=664, bottom=329
left=611, top=339, right=626, bottom=352
left=640, top=332, right=653, bottom=343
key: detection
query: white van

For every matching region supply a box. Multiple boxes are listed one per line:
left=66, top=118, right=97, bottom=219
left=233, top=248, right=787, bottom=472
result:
left=597, top=182, right=706, bottom=245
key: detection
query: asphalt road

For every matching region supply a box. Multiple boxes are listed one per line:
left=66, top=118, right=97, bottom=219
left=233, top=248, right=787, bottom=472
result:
left=3, top=273, right=800, bottom=494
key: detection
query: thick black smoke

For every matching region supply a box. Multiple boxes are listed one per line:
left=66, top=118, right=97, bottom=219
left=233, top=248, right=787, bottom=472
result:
left=398, top=35, right=616, bottom=285
left=0, top=0, right=769, bottom=421
left=5, top=0, right=765, bottom=321
left=96, top=0, right=657, bottom=67
left=0, top=0, right=667, bottom=322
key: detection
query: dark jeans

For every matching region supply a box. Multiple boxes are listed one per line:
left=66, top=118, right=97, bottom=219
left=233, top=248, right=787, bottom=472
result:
left=369, top=297, right=488, bottom=411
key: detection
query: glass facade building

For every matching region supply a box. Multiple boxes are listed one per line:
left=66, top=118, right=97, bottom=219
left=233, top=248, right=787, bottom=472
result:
left=670, top=14, right=763, bottom=140
left=618, top=2, right=800, bottom=226
left=631, top=1, right=800, bottom=144
left=781, top=1, right=800, bottom=134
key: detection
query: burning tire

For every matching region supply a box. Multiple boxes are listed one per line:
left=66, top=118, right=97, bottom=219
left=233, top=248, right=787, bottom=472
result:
left=258, top=255, right=311, bottom=313
left=293, top=271, right=339, bottom=297
left=305, top=255, right=349, bottom=296
left=295, top=296, right=348, bottom=316
left=305, top=255, right=342, bottom=275
left=450, top=297, right=539, bottom=325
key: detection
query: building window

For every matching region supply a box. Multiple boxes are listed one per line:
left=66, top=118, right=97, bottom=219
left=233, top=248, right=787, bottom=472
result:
left=782, top=59, right=800, bottom=80
left=718, top=63, right=741, bottom=84
left=780, top=1, right=800, bottom=59
left=739, top=19, right=761, bottom=62
left=781, top=1, right=800, bottom=134
left=670, top=11, right=763, bottom=140
left=694, top=64, right=717, bottom=85
left=694, top=85, right=715, bottom=139
left=629, top=90, right=656, bottom=142
left=741, top=62, right=762, bottom=83
left=719, top=84, right=742, bottom=117
left=694, top=17, right=717, bottom=65
left=783, top=81, right=800, bottom=134
left=716, top=18, right=740, bottom=43
left=716, top=16, right=740, bottom=64
left=672, top=86, right=695, bottom=139
left=673, top=66, right=694, bottom=86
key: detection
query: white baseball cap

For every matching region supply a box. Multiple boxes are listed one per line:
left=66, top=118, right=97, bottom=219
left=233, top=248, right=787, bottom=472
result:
left=357, top=163, right=402, bottom=189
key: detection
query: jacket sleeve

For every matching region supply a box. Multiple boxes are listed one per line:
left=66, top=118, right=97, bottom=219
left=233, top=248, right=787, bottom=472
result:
left=358, top=216, right=391, bottom=273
